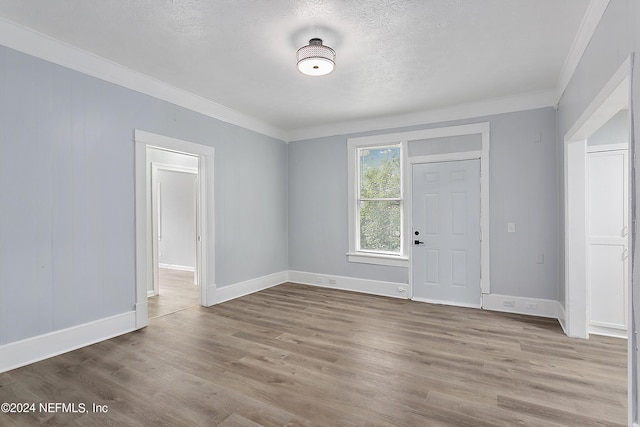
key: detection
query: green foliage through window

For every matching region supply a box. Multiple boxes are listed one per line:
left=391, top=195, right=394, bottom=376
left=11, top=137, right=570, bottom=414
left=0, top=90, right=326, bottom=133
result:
left=358, top=146, right=401, bottom=253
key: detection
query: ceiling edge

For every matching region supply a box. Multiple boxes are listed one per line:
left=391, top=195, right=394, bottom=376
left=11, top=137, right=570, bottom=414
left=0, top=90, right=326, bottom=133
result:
left=555, top=0, right=611, bottom=103
left=286, top=89, right=557, bottom=143
left=0, top=17, right=288, bottom=142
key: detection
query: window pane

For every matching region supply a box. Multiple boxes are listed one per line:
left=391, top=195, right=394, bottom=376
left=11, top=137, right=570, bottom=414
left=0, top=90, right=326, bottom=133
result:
left=360, top=200, right=401, bottom=253
left=359, top=147, right=401, bottom=198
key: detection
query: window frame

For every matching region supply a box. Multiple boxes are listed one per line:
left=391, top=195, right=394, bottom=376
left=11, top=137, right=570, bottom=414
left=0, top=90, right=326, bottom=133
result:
left=347, top=137, right=409, bottom=267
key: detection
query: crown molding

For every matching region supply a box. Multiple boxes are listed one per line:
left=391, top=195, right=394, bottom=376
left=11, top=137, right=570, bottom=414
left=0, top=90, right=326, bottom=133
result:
left=0, top=17, right=288, bottom=142
left=555, top=0, right=611, bottom=103
left=0, top=5, right=598, bottom=145
left=286, top=89, right=556, bottom=142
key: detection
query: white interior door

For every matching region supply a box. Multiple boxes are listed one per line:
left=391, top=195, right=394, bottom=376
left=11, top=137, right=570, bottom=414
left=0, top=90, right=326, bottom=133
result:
left=587, top=148, right=628, bottom=337
left=412, top=159, right=481, bottom=307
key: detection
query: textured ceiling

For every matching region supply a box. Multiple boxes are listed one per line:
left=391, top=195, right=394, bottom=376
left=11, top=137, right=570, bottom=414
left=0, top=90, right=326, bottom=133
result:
left=0, top=0, right=588, bottom=137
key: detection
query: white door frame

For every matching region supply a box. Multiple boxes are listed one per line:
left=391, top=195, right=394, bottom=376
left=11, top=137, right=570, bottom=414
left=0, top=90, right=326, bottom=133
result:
left=134, top=130, right=215, bottom=329
left=562, top=57, right=631, bottom=339
left=405, top=122, right=491, bottom=300
left=150, top=162, right=199, bottom=297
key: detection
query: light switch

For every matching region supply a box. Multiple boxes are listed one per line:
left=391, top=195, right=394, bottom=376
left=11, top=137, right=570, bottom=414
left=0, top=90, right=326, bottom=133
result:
left=507, top=222, right=516, bottom=233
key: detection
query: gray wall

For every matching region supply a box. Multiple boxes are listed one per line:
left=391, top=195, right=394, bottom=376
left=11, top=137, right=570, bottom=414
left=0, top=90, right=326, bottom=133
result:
left=555, top=0, right=638, bottom=421
left=289, top=107, right=558, bottom=300
left=156, top=169, right=197, bottom=269
left=0, top=45, right=288, bottom=346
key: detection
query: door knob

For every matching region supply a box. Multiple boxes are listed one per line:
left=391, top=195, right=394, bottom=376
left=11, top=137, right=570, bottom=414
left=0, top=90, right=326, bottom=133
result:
left=414, top=240, right=424, bottom=245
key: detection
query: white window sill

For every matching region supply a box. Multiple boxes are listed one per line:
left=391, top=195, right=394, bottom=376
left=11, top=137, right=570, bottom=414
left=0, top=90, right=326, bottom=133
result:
left=346, top=252, right=409, bottom=267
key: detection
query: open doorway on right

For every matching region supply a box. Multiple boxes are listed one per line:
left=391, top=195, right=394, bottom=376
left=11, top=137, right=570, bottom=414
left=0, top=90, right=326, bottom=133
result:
left=564, top=68, right=630, bottom=340
left=585, top=109, right=629, bottom=338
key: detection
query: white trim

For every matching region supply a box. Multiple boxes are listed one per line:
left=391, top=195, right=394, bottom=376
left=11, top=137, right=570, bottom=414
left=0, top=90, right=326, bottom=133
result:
left=557, top=303, right=569, bottom=335
left=152, top=163, right=199, bottom=175
left=588, top=325, right=628, bottom=339
left=135, top=130, right=215, bottom=331
left=0, top=17, right=286, bottom=142
left=568, top=66, right=631, bottom=142
left=586, top=142, right=629, bottom=153
left=136, top=130, right=215, bottom=154
left=563, top=58, right=631, bottom=339
left=347, top=123, right=490, bottom=272
left=404, top=122, right=491, bottom=298
left=556, top=0, right=611, bottom=103
left=288, top=270, right=409, bottom=299
left=289, top=90, right=555, bottom=142
left=410, top=151, right=482, bottom=164
left=347, top=140, right=407, bottom=265
left=411, top=296, right=481, bottom=310
left=135, top=301, right=148, bottom=330
left=135, top=140, right=150, bottom=328
left=211, top=271, right=288, bottom=305
left=345, top=253, right=408, bottom=267
left=481, top=294, right=561, bottom=319
left=0, top=312, right=136, bottom=373
left=158, top=263, right=195, bottom=272
left=564, top=137, right=588, bottom=338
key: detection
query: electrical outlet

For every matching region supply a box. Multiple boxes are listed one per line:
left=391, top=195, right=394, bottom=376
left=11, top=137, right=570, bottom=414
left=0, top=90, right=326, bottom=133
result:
left=328, top=279, right=337, bottom=285
left=503, top=300, right=515, bottom=307
left=313, top=276, right=324, bottom=284
left=507, top=223, right=516, bottom=233
left=525, top=302, right=537, bottom=310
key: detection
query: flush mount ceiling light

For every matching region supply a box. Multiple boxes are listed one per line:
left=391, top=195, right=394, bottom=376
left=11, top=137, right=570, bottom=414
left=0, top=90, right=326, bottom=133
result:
left=296, top=38, right=335, bottom=76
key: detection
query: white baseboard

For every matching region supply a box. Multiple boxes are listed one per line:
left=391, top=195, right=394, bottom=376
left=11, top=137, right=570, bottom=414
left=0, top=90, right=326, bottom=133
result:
left=589, top=324, right=628, bottom=339
left=135, top=301, right=148, bottom=328
left=288, top=270, right=409, bottom=299
left=211, top=271, right=288, bottom=305
left=412, top=296, right=481, bottom=309
left=482, top=294, right=560, bottom=319
left=204, top=283, right=217, bottom=307
left=557, top=303, right=569, bottom=335
left=158, top=263, right=195, bottom=272
left=0, top=311, right=137, bottom=374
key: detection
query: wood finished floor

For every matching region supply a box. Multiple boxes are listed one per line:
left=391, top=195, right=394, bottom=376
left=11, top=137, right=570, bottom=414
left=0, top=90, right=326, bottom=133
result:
left=0, top=282, right=627, bottom=426
left=148, top=268, right=199, bottom=319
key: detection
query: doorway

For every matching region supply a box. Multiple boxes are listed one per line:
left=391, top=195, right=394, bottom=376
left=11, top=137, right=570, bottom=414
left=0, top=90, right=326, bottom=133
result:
left=412, top=159, right=482, bottom=307
left=405, top=122, right=490, bottom=302
left=134, top=130, right=215, bottom=329
left=563, top=60, right=630, bottom=339
left=148, top=156, right=200, bottom=318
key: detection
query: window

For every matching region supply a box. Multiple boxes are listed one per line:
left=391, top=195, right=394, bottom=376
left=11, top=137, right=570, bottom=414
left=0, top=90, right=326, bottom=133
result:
left=347, top=139, right=408, bottom=267
left=358, top=146, right=401, bottom=253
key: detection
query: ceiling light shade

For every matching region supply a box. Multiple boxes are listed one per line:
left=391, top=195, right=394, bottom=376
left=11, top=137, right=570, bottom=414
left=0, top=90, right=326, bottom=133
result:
left=296, top=38, right=335, bottom=76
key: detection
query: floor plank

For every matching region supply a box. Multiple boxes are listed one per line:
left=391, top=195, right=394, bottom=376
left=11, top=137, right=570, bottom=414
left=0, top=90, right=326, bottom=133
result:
left=148, top=268, right=199, bottom=319
left=0, top=282, right=627, bottom=426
